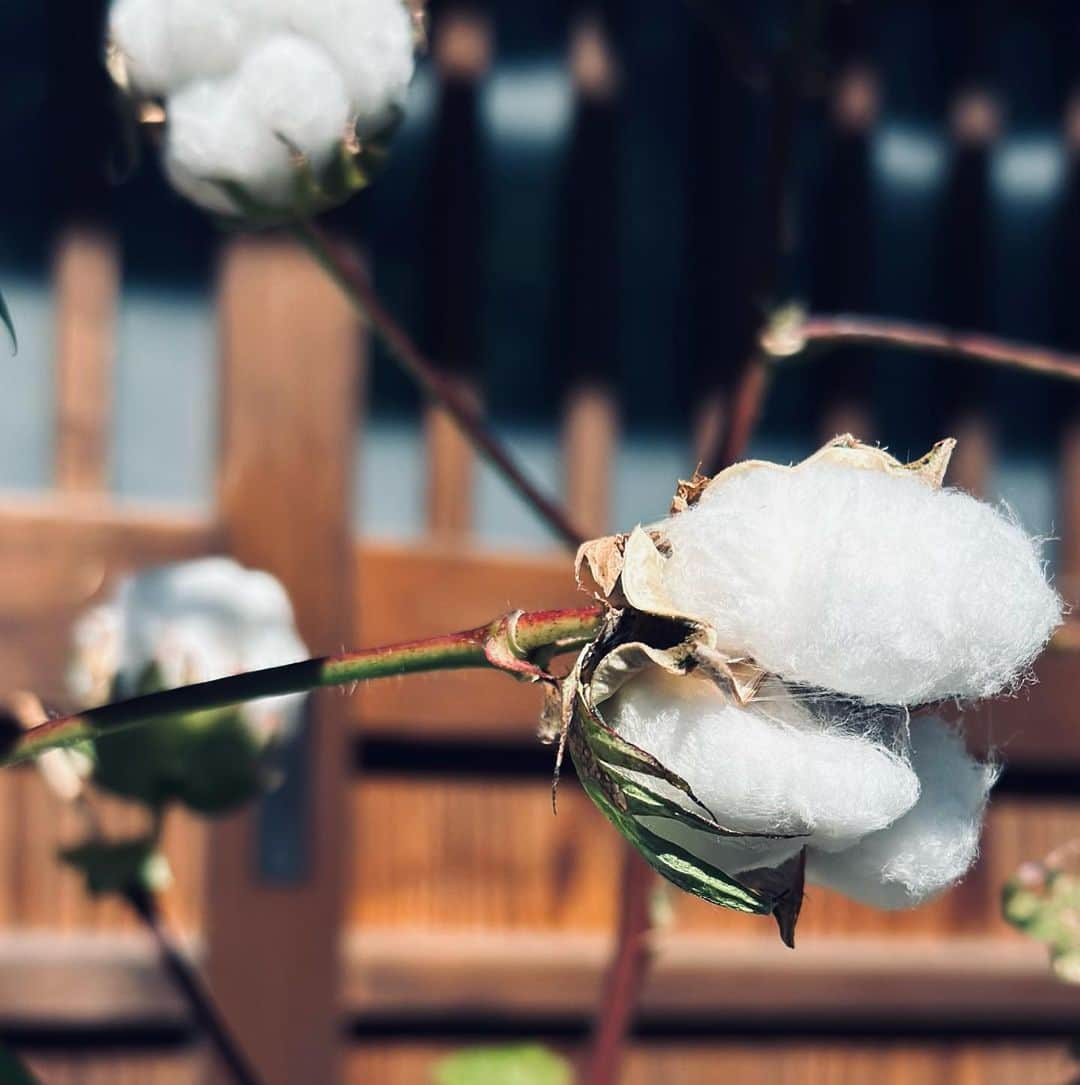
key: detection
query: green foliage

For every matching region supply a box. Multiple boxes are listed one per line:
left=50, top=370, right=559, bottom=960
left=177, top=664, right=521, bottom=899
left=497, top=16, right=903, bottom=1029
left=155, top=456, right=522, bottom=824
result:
left=432, top=1045, right=571, bottom=1085
left=91, top=666, right=264, bottom=815
left=59, top=836, right=171, bottom=897
left=0, top=1046, right=39, bottom=1085
left=1004, top=859, right=1080, bottom=983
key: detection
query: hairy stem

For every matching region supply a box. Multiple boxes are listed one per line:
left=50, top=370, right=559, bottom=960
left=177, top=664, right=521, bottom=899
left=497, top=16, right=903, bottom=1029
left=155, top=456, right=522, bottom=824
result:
left=293, top=217, right=585, bottom=547
left=793, top=313, right=1080, bottom=382
left=126, top=889, right=263, bottom=1085
left=1, top=607, right=602, bottom=767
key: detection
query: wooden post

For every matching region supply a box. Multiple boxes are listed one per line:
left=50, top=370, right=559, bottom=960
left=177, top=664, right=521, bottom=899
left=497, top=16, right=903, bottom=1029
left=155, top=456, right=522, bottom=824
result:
left=208, top=236, right=359, bottom=1085
left=53, top=227, right=119, bottom=493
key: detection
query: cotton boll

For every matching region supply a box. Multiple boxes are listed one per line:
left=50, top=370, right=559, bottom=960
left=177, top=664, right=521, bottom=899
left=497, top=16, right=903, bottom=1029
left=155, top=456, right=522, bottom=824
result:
left=163, top=35, right=350, bottom=212
left=290, top=0, right=416, bottom=127
left=110, top=0, right=173, bottom=94
left=660, top=461, right=1062, bottom=705
left=807, top=717, right=997, bottom=908
left=602, top=667, right=921, bottom=872
left=164, top=0, right=250, bottom=86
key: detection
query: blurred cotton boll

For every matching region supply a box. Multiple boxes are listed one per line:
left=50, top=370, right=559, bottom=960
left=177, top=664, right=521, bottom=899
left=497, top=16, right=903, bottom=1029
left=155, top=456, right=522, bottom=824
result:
left=68, top=557, right=308, bottom=814
left=807, top=717, right=998, bottom=908
left=659, top=458, right=1062, bottom=705
left=604, top=668, right=921, bottom=874
left=108, top=0, right=417, bottom=215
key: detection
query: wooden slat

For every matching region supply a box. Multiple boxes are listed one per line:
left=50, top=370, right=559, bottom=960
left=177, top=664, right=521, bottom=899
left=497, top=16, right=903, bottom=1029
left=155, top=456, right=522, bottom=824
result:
left=349, top=777, right=1080, bottom=940
left=210, top=237, right=358, bottom=1085
left=424, top=383, right=479, bottom=538
left=563, top=382, right=617, bottom=536
left=348, top=1041, right=1076, bottom=1085
left=346, top=929, right=1080, bottom=1025
left=0, top=496, right=217, bottom=704
left=52, top=227, right=119, bottom=493
left=352, top=540, right=580, bottom=737
left=27, top=1049, right=200, bottom=1085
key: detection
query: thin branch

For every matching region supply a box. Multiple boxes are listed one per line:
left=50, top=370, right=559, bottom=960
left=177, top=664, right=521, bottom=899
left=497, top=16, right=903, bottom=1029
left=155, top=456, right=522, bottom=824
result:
left=293, top=217, right=586, bottom=548
left=125, top=889, right=263, bottom=1085
left=791, top=313, right=1080, bottom=383
left=578, top=851, right=655, bottom=1085
left=1, top=607, right=602, bottom=767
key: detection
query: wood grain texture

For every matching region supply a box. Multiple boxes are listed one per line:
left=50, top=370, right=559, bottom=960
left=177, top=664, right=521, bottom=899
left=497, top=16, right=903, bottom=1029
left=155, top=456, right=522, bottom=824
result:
left=348, top=1041, right=1078, bottom=1085
left=52, top=228, right=119, bottom=493
left=348, top=777, right=1080, bottom=941
left=210, top=236, right=359, bottom=1085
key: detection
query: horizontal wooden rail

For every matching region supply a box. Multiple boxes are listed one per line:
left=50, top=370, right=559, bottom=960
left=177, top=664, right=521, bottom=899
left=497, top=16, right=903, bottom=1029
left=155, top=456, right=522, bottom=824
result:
left=0, top=931, right=1075, bottom=1029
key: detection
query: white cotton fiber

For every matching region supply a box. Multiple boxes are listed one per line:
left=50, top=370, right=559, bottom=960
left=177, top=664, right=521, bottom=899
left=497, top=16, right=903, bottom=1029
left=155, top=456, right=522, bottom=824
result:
left=164, top=35, right=350, bottom=212
left=660, top=461, right=1062, bottom=705
left=602, top=667, right=920, bottom=873
left=109, top=0, right=417, bottom=212
left=807, top=717, right=997, bottom=908
left=69, top=557, right=309, bottom=746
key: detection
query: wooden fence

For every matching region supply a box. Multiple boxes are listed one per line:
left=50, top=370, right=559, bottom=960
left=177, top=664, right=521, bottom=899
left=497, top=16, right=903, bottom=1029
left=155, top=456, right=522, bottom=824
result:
left=0, top=220, right=1075, bottom=1085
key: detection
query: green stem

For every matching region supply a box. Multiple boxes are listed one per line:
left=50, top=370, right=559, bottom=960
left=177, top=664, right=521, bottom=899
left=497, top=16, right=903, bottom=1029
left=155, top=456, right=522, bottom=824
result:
left=2, top=607, right=602, bottom=768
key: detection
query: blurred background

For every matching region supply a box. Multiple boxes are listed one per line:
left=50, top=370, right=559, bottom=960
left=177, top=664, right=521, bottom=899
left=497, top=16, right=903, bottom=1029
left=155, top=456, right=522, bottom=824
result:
left=1, top=0, right=1080, bottom=1082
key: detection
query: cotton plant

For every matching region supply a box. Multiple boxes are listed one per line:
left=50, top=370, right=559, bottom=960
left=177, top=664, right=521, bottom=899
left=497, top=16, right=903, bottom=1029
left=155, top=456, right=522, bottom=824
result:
left=66, top=556, right=309, bottom=816
left=106, top=0, right=421, bottom=219
left=561, top=435, right=1062, bottom=942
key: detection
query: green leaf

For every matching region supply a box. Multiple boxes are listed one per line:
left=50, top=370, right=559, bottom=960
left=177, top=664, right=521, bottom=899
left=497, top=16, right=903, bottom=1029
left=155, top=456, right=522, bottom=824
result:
left=59, top=836, right=171, bottom=897
left=433, top=1045, right=571, bottom=1085
left=580, top=776, right=771, bottom=916
left=0, top=288, right=16, bottom=353
left=0, top=1046, right=40, bottom=1084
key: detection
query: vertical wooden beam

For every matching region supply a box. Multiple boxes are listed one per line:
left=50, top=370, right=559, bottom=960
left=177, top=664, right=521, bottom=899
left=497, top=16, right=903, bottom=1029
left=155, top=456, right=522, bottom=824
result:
left=423, top=5, right=492, bottom=538
left=53, top=227, right=118, bottom=493
left=559, top=11, right=621, bottom=536
left=209, top=237, right=358, bottom=1085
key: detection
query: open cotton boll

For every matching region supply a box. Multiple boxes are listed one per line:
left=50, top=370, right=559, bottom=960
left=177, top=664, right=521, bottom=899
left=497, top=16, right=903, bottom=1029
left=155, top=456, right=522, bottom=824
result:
left=163, top=0, right=251, bottom=87
left=660, top=461, right=1062, bottom=705
left=292, top=0, right=416, bottom=131
left=163, top=35, right=350, bottom=213
left=808, top=717, right=997, bottom=908
left=109, top=0, right=173, bottom=94
left=602, top=667, right=920, bottom=872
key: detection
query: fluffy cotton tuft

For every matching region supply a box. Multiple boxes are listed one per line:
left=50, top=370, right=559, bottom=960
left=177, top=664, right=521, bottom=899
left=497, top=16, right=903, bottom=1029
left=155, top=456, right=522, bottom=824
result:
left=69, top=556, right=308, bottom=745
left=603, top=667, right=921, bottom=874
left=165, top=36, right=350, bottom=213
left=808, top=716, right=997, bottom=908
left=109, top=0, right=416, bottom=211
left=660, top=461, right=1062, bottom=705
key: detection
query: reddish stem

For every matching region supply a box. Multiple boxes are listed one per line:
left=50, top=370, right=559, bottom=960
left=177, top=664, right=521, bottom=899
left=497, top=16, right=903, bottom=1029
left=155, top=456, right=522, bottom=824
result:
left=578, top=851, right=655, bottom=1085
left=294, top=218, right=585, bottom=547
left=798, top=313, right=1080, bottom=383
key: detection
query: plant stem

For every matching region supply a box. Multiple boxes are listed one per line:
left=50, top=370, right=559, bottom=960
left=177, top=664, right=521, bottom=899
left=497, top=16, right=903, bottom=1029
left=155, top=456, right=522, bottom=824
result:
left=578, top=850, right=655, bottom=1085
left=1, top=608, right=602, bottom=767
left=125, top=888, right=263, bottom=1085
left=292, top=217, right=585, bottom=548
left=792, top=312, right=1080, bottom=383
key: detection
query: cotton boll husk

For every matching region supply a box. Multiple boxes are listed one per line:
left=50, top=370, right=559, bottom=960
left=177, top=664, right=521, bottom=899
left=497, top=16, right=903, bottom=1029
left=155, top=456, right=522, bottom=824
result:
left=110, top=0, right=173, bottom=94
left=807, top=716, right=998, bottom=908
left=164, top=35, right=350, bottom=212
left=660, top=461, right=1062, bottom=705
left=601, top=667, right=920, bottom=872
